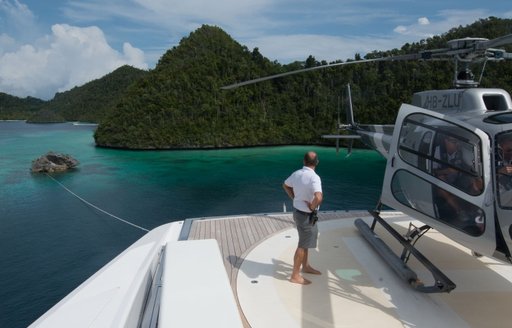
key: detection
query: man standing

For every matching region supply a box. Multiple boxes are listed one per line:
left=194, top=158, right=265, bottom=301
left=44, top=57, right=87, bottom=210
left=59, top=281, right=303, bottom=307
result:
left=283, top=151, right=323, bottom=285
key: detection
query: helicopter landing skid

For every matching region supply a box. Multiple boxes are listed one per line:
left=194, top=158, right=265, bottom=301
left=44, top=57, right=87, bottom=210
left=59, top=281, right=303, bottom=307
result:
left=354, top=211, right=456, bottom=293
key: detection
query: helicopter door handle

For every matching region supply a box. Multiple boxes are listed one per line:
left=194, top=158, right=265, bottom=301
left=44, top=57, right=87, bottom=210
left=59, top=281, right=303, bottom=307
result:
left=391, top=155, right=395, bottom=167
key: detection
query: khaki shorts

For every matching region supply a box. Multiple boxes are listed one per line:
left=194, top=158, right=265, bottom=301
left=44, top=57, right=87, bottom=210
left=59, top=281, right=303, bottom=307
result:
left=293, top=209, right=318, bottom=249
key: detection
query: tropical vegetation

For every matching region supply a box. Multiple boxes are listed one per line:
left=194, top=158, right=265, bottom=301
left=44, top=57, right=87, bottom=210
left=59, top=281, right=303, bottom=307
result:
left=1, top=17, right=512, bottom=149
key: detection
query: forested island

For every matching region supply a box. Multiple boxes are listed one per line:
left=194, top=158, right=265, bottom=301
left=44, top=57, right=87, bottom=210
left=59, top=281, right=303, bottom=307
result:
left=2, top=17, right=512, bottom=149
left=0, top=65, right=147, bottom=123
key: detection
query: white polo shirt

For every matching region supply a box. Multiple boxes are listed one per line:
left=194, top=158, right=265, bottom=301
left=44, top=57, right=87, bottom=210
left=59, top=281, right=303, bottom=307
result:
left=284, top=166, right=322, bottom=213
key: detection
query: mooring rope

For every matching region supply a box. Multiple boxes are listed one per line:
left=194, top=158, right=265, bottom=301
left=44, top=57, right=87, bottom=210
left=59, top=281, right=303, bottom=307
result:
left=45, top=173, right=149, bottom=232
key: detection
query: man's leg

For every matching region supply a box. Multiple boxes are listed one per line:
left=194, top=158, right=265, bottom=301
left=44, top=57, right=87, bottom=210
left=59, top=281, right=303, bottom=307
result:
left=290, top=247, right=311, bottom=285
left=302, top=249, right=321, bottom=275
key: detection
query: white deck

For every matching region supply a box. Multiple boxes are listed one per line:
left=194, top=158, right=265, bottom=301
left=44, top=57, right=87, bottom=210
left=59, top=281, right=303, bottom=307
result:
left=159, top=239, right=243, bottom=327
left=237, top=212, right=512, bottom=328
left=30, top=211, right=512, bottom=328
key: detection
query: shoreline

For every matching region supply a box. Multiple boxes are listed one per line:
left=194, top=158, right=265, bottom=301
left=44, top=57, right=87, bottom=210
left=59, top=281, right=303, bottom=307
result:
left=0, top=120, right=357, bottom=152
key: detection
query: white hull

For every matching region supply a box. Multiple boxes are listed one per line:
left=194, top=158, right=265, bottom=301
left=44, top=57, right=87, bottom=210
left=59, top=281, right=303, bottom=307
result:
left=30, top=211, right=512, bottom=327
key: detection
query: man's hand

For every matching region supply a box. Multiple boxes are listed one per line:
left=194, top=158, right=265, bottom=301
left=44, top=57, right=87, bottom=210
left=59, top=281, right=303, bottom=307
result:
left=499, top=165, right=512, bottom=175
left=307, top=192, right=323, bottom=211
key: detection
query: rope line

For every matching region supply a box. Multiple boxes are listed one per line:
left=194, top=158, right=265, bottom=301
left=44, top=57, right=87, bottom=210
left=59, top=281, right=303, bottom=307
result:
left=45, top=173, right=149, bottom=232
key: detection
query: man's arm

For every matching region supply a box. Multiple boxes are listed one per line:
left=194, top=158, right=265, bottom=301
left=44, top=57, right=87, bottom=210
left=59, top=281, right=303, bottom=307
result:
left=308, top=192, right=323, bottom=211
left=283, top=183, right=294, bottom=200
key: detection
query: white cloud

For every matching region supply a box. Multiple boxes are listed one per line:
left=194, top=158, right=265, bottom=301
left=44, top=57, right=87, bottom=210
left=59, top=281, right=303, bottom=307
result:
left=0, top=0, right=509, bottom=99
left=57, top=0, right=509, bottom=67
left=392, top=9, right=490, bottom=39
left=0, top=0, right=34, bottom=27
left=244, top=34, right=406, bottom=64
left=63, top=0, right=276, bottom=36
left=418, top=17, right=430, bottom=25
left=0, top=33, right=16, bottom=55
left=393, top=26, right=408, bottom=35
left=0, top=24, right=148, bottom=100
left=246, top=8, right=503, bottom=64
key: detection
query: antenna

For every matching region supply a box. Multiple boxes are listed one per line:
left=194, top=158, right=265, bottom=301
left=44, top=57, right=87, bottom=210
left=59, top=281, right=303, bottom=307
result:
left=345, top=84, right=355, bottom=125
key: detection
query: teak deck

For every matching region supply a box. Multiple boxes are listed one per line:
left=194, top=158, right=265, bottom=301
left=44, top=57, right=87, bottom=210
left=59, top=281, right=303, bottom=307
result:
left=186, top=211, right=368, bottom=286
left=183, top=211, right=369, bottom=327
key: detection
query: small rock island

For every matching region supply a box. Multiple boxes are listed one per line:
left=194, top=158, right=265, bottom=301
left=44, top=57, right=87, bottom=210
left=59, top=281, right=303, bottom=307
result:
left=31, top=152, right=79, bottom=173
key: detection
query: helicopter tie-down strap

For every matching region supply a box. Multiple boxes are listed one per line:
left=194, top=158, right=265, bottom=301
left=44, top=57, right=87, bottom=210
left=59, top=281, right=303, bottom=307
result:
left=354, top=212, right=456, bottom=293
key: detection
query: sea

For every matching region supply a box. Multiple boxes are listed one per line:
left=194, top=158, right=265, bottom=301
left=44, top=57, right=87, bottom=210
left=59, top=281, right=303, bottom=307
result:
left=0, top=121, right=386, bottom=328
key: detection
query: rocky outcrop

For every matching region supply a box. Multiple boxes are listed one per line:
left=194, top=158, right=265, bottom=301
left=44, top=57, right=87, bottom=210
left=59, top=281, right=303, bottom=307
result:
left=31, top=152, right=79, bottom=173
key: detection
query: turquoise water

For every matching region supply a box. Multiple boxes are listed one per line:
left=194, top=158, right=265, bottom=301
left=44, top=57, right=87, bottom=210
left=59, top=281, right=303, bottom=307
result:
left=0, top=121, right=385, bottom=328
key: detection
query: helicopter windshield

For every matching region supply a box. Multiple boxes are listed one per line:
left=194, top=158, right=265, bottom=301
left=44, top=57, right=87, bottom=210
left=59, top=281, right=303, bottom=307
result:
left=496, top=132, right=512, bottom=208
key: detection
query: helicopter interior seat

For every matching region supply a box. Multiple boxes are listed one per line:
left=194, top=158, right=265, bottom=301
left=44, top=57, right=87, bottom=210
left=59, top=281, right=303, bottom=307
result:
left=431, top=184, right=484, bottom=236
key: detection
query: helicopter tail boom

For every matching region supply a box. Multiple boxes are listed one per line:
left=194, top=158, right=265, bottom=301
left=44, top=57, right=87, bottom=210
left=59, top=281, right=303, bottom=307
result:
left=322, top=84, right=394, bottom=157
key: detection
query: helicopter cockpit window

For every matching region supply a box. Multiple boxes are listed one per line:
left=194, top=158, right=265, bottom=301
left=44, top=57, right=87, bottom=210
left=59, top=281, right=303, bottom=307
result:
left=496, top=132, right=512, bottom=208
left=391, top=170, right=485, bottom=236
left=398, top=113, right=483, bottom=196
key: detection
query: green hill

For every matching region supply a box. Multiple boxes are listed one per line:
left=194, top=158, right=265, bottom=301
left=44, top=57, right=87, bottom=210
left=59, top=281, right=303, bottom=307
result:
left=29, top=65, right=148, bottom=123
left=94, top=25, right=343, bottom=149
left=94, top=18, right=512, bottom=149
left=0, top=93, right=45, bottom=120
left=0, top=65, right=147, bottom=123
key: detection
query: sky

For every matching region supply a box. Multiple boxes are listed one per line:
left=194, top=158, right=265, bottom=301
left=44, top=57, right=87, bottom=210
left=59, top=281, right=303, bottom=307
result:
left=0, top=1, right=511, bottom=100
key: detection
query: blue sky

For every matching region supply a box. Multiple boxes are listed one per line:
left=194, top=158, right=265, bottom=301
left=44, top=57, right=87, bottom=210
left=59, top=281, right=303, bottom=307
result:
left=0, top=0, right=511, bottom=100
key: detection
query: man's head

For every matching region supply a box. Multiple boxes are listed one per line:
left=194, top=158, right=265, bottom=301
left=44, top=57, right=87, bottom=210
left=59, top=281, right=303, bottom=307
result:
left=304, top=151, right=319, bottom=168
left=499, top=134, right=512, bottom=162
left=444, top=136, right=459, bottom=155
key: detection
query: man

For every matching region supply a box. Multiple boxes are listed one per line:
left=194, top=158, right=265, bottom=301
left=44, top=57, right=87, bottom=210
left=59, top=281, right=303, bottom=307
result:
left=433, top=136, right=463, bottom=184
left=433, top=135, right=484, bottom=233
left=498, top=134, right=512, bottom=177
left=497, top=134, right=512, bottom=206
left=283, top=151, right=323, bottom=285
left=433, top=136, right=465, bottom=219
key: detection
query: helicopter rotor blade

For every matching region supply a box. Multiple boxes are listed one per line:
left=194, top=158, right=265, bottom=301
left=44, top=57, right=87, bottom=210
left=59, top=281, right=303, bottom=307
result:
left=221, top=57, right=385, bottom=89
left=221, top=33, right=512, bottom=91
left=221, top=50, right=456, bottom=90
left=476, top=33, right=512, bottom=50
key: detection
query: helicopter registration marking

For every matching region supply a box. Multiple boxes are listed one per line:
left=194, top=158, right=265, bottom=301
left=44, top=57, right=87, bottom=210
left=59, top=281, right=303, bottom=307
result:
left=422, top=93, right=462, bottom=110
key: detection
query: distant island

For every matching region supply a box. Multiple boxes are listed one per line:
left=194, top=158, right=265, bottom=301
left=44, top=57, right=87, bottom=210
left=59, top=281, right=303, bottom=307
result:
left=2, top=17, right=512, bottom=150
left=0, top=65, right=147, bottom=123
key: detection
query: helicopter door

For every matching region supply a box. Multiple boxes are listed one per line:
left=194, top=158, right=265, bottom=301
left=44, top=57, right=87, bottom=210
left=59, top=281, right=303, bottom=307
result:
left=494, top=131, right=512, bottom=260
left=381, top=104, right=494, bottom=255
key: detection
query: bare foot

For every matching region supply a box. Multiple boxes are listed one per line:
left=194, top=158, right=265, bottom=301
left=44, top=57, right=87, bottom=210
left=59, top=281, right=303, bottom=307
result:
left=302, top=266, right=321, bottom=275
left=290, top=276, right=311, bottom=285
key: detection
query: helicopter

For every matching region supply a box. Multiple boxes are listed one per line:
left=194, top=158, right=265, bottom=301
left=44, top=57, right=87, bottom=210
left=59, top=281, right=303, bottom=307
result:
left=223, top=33, right=512, bottom=293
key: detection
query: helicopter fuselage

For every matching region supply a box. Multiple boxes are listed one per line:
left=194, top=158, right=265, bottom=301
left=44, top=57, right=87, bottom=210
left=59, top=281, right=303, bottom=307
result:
left=370, top=87, right=512, bottom=263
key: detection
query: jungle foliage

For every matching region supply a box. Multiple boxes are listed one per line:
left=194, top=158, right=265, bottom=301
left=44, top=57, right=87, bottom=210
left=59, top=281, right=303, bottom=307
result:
left=0, top=93, right=45, bottom=120
left=0, top=65, right=147, bottom=123
left=2, top=17, right=512, bottom=149
left=32, top=65, right=148, bottom=123
left=94, top=17, right=512, bottom=149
